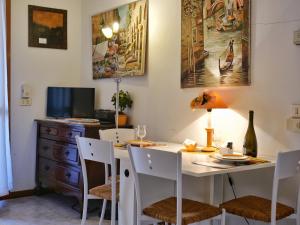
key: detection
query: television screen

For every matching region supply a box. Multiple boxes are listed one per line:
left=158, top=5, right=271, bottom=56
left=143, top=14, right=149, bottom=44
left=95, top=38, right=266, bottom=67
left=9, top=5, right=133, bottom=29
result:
left=72, top=88, right=95, bottom=118
left=47, top=87, right=95, bottom=118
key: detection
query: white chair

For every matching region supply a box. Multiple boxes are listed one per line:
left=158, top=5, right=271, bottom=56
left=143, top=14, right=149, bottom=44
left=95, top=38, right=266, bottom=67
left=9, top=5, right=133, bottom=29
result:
left=76, top=136, right=118, bottom=225
left=221, top=150, right=300, bottom=225
left=129, top=146, right=225, bottom=225
left=99, top=128, right=135, bottom=145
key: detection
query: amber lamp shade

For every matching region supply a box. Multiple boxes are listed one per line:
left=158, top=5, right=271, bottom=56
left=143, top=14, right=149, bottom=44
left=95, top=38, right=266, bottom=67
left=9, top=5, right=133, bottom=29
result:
left=191, top=91, right=228, bottom=152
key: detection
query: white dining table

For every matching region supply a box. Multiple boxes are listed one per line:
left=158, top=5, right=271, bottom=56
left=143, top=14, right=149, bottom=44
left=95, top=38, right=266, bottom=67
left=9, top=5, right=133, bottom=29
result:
left=114, top=142, right=276, bottom=225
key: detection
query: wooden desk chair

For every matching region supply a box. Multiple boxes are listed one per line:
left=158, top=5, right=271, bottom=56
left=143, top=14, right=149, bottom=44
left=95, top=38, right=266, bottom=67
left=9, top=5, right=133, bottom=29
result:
left=129, top=146, right=225, bottom=225
left=221, top=150, right=300, bottom=225
left=99, top=128, right=135, bottom=145
left=76, top=136, right=118, bottom=225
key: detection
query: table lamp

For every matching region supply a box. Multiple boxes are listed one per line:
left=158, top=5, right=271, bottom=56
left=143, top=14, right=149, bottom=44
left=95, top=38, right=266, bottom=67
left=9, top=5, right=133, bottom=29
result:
left=190, top=91, right=228, bottom=152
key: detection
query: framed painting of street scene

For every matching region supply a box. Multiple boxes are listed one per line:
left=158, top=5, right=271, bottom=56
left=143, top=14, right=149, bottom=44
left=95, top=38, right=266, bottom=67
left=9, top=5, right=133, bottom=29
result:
left=92, top=0, right=148, bottom=79
left=28, top=5, right=67, bottom=49
left=181, top=0, right=250, bottom=88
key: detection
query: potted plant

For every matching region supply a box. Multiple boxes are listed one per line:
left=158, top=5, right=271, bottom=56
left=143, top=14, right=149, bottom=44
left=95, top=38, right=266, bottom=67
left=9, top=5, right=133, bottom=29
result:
left=111, top=90, right=133, bottom=126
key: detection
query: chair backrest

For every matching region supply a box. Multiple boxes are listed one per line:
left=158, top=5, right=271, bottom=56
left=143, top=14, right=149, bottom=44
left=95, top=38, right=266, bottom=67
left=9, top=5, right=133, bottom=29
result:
left=271, top=150, right=300, bottom=224
left=76, top=136, right=116, bottom=191
left=128, top=146, right=182, bottom=225
left=99, top=128, right=135, bottom=144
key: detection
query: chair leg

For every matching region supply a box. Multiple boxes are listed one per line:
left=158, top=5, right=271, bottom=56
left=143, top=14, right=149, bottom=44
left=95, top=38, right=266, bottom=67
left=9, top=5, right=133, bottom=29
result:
left=221, top=209, right=226, bottom=225
left=99, top=199, right=107, bottom=225
left=81, top=196, right=88, bottom=225
left=111, top=200, right=116, bottom=225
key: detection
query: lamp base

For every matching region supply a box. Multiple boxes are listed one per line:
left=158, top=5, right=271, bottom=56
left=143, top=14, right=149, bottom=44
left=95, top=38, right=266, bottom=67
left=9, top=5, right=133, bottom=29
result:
left=201, top=146, right=218, bottom=152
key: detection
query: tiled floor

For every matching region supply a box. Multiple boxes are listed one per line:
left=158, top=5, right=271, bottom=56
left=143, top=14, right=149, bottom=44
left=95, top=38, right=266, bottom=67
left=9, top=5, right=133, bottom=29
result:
left=0, top=194, right=109, bottom=225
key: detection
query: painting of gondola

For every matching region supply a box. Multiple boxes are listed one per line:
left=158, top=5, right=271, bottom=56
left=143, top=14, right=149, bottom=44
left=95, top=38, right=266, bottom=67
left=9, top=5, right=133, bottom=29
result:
left=181, top=0, right=250, bottom=88
left=28, top=5, right=67, bottom=49
left=92, top=0, right=148, bottom=79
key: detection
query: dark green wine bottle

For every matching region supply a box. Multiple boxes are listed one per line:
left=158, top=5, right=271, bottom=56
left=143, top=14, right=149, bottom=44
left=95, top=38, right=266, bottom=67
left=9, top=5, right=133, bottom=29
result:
left=243, top=110, right=257, bottom=157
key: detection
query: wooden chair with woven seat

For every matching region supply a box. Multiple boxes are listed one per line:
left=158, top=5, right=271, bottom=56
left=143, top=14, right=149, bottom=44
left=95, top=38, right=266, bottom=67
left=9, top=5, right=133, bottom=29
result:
left=221, top=150, right=300, bottom=225
left=100, top=128, right=160, bottom=224
left=76, top=136, right=118, bottom=225
left=128, top=146, right=226, bottom=225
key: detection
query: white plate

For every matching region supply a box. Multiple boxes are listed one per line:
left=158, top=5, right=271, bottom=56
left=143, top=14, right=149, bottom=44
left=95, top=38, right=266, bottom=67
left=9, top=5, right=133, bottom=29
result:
left=212, top=153, right=250, bottom=162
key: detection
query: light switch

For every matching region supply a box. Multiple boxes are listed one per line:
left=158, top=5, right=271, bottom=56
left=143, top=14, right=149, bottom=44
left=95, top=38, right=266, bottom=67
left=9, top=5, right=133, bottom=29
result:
left=287, top=118, right=300, bottom=133
left=19, top=98, right=32, bottom=106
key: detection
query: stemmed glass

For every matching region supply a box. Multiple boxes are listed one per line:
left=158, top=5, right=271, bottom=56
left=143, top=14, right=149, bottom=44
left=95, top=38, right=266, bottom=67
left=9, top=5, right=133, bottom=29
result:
left=137, top=125, right=146, bottom=143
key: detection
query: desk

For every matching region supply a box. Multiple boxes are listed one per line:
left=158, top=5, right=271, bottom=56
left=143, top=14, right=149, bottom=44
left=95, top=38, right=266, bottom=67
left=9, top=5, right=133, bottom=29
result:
left=115, top=143, right=275, bottom=225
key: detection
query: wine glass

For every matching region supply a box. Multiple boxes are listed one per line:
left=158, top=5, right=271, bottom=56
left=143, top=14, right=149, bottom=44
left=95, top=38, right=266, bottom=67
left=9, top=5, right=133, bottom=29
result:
left=137, top=125, right=146, bottom=143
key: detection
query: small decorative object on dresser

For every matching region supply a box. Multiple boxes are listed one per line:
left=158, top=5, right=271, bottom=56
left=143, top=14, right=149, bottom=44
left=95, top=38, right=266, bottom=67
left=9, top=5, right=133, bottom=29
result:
left=35, top=119, right=115, bottom=212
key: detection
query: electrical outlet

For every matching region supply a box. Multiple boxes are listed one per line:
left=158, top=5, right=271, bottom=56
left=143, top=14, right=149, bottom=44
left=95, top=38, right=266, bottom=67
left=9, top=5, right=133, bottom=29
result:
left=291, top=104, right=300, bottom=118
left=294, top=30, right=300, bottom=45
left=19, top=98, right=32, bottom=106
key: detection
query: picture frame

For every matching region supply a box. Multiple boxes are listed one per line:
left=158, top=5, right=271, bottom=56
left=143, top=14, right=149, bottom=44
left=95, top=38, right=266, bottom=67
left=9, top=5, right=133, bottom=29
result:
left=91, top=0, right=148, bottom=79
left=181, top=0, right=251, bottom=88
left=28, top=5, right=67, bottom=49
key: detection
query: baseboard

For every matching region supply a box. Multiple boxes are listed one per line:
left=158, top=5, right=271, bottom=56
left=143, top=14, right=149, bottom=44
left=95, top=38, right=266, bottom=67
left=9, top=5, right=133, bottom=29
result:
left=0, top=189, right=35, bottom=200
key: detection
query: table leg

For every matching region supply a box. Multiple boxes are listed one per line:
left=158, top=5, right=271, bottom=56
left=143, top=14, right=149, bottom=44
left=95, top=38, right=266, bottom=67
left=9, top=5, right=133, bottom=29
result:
left=119, top=158, right=136, bottom=225
left=210, top=175, right=225, bottom=225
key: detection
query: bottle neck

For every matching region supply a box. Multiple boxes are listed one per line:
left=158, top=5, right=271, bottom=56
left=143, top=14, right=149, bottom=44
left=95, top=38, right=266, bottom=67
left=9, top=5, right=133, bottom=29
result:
left=249, top=111, right=254, bottom=127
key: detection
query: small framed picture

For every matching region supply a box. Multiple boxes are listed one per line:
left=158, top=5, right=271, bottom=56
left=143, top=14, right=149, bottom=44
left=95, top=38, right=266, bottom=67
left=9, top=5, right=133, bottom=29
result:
left=28, top=5, right=67, bottom=49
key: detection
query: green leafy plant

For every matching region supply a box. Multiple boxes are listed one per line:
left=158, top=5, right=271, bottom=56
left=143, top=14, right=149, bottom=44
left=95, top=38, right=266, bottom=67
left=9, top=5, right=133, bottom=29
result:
left=111, top=90, right=133, bottom=113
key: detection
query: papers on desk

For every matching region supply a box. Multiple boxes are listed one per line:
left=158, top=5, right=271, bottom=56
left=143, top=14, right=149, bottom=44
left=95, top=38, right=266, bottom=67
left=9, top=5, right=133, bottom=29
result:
left=192, top=161, right=234, bottom=169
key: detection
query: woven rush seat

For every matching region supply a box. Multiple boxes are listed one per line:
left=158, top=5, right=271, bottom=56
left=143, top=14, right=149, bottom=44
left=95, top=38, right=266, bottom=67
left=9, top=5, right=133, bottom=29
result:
left=143, top=197, right=222, bottom=225
left=89, top=182, right=120, bottom=200
left=220, top=195, right=294, bottom=222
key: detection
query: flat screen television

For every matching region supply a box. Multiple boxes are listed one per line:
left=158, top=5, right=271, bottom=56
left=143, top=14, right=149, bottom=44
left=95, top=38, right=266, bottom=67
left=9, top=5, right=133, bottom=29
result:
left=47, top=87, right=95, bottom=118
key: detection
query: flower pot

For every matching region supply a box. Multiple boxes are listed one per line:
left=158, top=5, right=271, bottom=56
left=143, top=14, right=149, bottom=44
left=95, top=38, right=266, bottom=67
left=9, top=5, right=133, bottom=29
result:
left=117, top=114, right=128, bottom=127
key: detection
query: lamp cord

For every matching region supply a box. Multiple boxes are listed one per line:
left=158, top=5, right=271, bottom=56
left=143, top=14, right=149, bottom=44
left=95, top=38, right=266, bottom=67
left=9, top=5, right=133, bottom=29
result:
left=226, top=174, right=250, bottom=225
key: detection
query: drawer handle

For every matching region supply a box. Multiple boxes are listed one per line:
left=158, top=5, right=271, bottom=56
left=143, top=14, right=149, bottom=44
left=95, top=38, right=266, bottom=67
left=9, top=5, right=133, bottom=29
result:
left=68, top=132, right=73, bottom=137
left=65, top=151, right=70, bottom=156
left=65, top=173, right=71, bottom=178
left=44, top=165, right=50, bottom=171
left=46, top=128, right=51, bottom=133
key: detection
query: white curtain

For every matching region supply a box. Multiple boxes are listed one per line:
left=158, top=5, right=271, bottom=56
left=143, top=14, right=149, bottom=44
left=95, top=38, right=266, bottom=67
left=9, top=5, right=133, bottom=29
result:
left=0, top=0, right=13, bottom=197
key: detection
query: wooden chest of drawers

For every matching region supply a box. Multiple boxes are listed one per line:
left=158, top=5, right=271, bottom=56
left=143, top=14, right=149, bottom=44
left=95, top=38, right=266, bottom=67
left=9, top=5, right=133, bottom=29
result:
left=35, top=119, right=112, bottom=208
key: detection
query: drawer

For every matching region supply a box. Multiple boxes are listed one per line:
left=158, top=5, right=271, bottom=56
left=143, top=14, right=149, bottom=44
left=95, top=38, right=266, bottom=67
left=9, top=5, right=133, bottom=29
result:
left=55, top=165, right=81, bottom=188
left=53, top=144, right=79, bottom=165
left=39, top=158, right=56, bottom=178
left=39, top=125, right=84, bottom=144
left=40, top=126, right=58, bottom=136
left=38, top=139, right=79, bottom=165
left=39, top=157, right=81, bottom=188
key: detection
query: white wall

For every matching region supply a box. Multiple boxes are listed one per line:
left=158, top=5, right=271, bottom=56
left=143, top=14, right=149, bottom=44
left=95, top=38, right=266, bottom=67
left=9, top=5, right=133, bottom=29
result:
left=81, top=0, right=300, bottom=224
left=10, top=0, right=82, bottom=191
